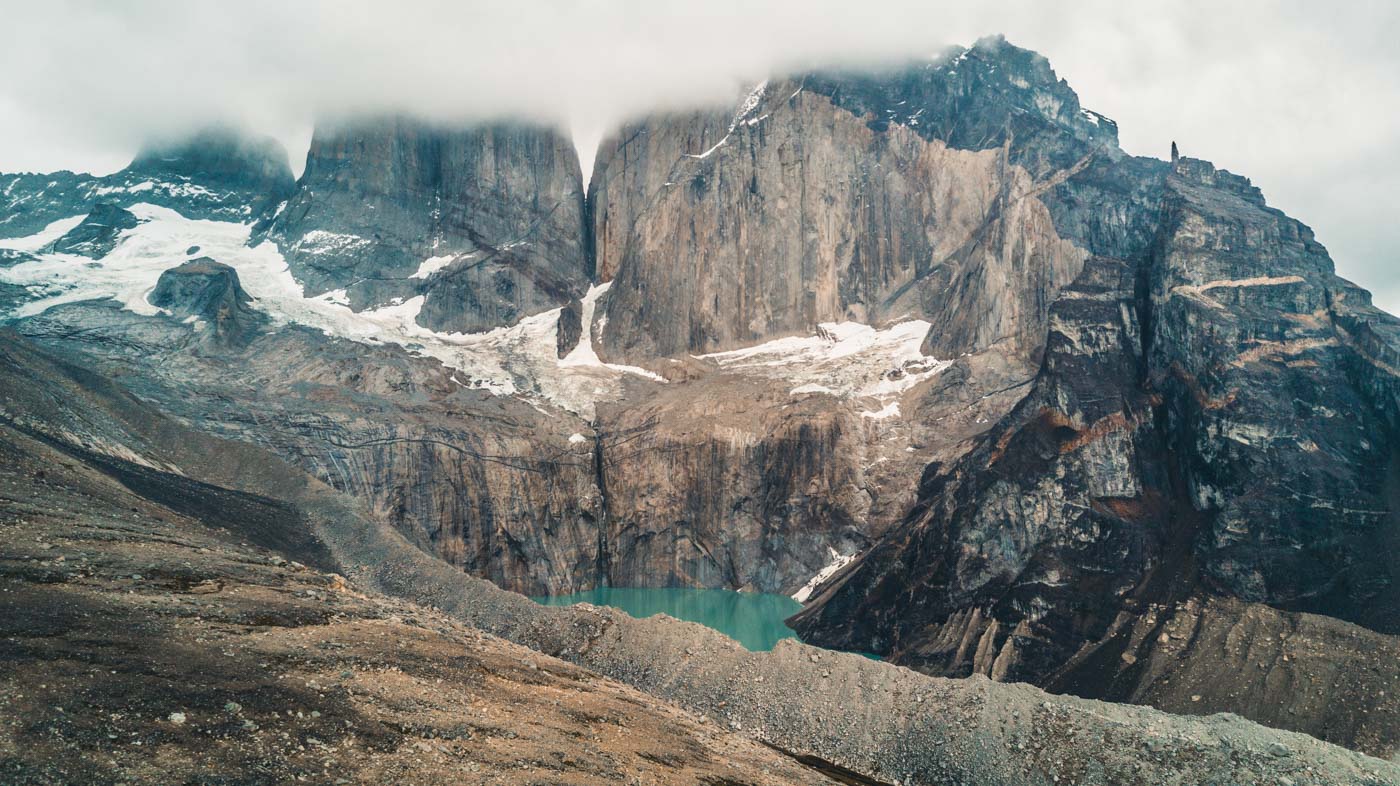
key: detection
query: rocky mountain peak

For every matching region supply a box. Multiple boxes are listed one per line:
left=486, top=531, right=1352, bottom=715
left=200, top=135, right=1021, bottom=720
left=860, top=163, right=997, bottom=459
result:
left=126, top=127, right=295, bottom=202
left=801, top=34, right=1119, bottom=162
left=1171, top=154, right=1268, bottom=205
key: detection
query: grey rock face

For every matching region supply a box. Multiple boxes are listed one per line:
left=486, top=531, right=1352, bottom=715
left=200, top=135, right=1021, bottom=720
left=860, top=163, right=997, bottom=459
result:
left=588, top=107, right=730, bottom=284
left=125, top=128, right=296, bottom=211
left=595, top=380, right=875, bottom=594
left=1149, top=158, right=1400, bottom=632
left=14, top=299, right=606, bottom=597
left=47, top=202, right=138, bottom=258
left=1046, top=595, right=1400, bottom=759
left=555, top=298, right=582, bottom=358
left=792, top=253, right=1164, bottom=673
left=267, top=116, right=590, bottom=333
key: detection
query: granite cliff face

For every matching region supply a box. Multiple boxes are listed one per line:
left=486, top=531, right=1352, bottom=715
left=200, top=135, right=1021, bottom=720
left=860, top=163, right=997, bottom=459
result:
left=592, top=79, right=1086, bottom=363
left=266, top=117, right=590, bottom=333
left=1149, top=160, right=1400, bottom=631
left=590, top=37, right=1164, bottom=367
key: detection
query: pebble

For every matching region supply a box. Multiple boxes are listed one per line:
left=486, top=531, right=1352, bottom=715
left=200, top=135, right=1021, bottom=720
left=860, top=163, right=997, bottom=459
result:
left=168, top=712, right=186, bottom=725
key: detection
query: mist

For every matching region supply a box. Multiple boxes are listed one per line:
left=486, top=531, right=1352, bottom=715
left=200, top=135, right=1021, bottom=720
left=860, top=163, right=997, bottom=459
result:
left=3, top=0, right=1397, bottom=311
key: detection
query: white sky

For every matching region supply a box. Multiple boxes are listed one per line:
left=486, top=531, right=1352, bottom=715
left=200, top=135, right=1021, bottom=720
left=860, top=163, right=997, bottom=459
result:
left=2, top=0, right=1396, bottom=312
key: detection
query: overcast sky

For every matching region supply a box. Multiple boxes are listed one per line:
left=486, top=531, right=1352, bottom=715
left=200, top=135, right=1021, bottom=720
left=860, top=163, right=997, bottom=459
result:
left=3, top=0, right=1396, bottom=312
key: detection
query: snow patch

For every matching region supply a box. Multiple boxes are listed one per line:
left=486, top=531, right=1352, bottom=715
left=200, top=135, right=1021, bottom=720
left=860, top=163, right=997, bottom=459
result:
left=293, top=230, right=372, bottom=256
left=861, top=401, right=901, bottom=420
left=0, top=214, right=88, bottom=252
left=793, top=547, right=858, bottom=603
left=411, top=254, right=459, bottom=279
left=685, top=80, right=769, bottom=160
left=560, top=282, right=667, bottom=383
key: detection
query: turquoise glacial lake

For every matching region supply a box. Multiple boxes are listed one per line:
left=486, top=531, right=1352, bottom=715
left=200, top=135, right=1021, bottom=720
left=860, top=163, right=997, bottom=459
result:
left=532, top=586, right=803, bottom=651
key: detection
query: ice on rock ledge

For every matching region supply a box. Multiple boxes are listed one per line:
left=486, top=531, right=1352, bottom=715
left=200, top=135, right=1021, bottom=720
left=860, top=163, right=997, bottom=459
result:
left=700, top=319, right=948, bottom=412
left=792, top=547, right=858, bottom=603
left=292, top=229, right=373, bottom=256
left=410, top=254, right=459, bottom=279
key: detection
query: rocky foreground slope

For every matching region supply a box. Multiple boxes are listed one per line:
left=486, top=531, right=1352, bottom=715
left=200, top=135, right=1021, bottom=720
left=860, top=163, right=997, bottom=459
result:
left=2, top=333, right=1396, bottom=785
left=2, top=31, right=1399, bottom=774
left=0, top=392, right=833, bottom=785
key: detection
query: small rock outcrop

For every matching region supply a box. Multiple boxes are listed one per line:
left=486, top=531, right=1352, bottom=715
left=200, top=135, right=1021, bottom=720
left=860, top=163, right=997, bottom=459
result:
left=48, top=202, right=139, bottom=258
left=149, top=258, right=262, bottom=345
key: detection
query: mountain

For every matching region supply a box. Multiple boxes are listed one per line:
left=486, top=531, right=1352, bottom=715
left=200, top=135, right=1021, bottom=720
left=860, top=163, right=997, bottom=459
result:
left=2, top=33, right=1399, bottom=781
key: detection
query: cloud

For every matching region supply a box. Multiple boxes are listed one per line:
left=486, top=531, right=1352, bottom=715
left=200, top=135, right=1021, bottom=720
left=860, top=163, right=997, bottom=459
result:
left=1, top=0, right=1397, bottom=311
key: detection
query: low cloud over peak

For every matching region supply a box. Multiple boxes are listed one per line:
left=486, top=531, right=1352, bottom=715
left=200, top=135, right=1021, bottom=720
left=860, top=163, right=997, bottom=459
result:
left=3, top=0, right=1397, bottom=311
